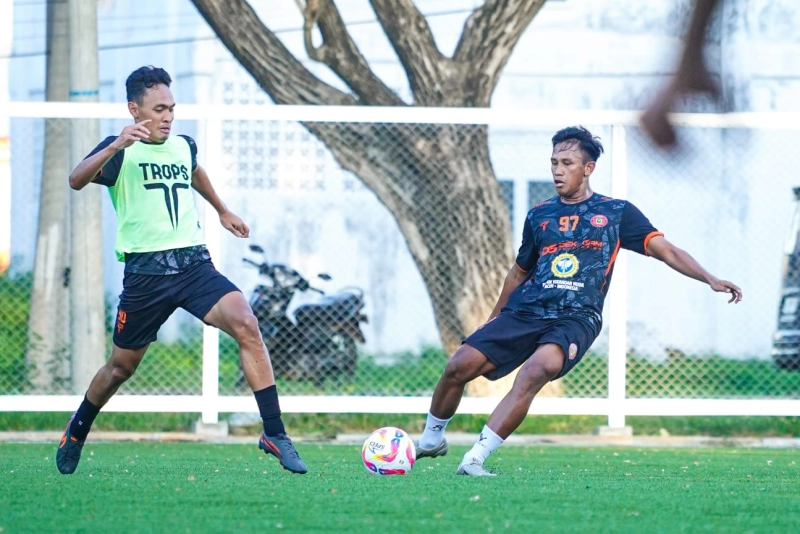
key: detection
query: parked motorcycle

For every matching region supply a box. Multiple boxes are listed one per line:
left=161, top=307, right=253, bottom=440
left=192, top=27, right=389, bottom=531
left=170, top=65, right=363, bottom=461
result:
left=242, top=244, right=368, bottom=386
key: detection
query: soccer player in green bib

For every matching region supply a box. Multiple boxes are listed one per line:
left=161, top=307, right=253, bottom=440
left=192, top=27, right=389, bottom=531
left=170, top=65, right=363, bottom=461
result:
left=57, top=66, right=307, bottom=475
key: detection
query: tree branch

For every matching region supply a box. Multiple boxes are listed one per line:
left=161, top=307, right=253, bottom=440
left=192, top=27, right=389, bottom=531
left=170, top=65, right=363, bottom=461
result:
left=191, top=0, right=354, bottom=105
left=368, top=0, right=449, bottom=104
left=300, top=0, right=326, bottom=62
left=454, top=0, right=544, bottom=105
left=302, top=0, right=405, bottom=105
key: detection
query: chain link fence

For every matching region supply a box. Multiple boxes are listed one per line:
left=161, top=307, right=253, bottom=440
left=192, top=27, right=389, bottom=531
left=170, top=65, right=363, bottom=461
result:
left=2, top=110, right=799, bottom=407
left=624, top=126, right=800, bottom=399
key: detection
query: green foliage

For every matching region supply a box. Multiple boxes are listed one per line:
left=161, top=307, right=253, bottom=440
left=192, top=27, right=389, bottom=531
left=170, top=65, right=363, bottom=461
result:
left=629, top=415, right=800, bottom=437
left=120, top=334, right=203, bottom=395
left=273, top=413, right=610, bottom=438
left=626, top=353, right=800, bottom=397
left=2, top=410, right=799, bottom=437
left=2, top=273, right=800, bottom=441
left=562, top=351, right=609, bottom=396
left=219, top=342, right=449, bottom=395
left=0, top=411, right=199, bottom=433
left=562, top=352, right=800, bottom=399
left=0, top=272, right=32, bottom=393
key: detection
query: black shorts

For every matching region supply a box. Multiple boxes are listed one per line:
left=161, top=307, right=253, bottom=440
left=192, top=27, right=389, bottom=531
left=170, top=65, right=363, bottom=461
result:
left=113, top=261, right=239, bottom=349
left=463, top=311, right=598, bottom=381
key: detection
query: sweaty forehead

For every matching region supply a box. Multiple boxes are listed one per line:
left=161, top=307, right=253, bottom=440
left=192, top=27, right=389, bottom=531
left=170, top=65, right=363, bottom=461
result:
left=552, top=141, right=583, bottom=160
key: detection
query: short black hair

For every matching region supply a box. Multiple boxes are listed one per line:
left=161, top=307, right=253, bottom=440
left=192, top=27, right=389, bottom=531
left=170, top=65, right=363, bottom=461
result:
left=551, top=126, right=604, bottom=163
left=126, top=66, right=172, bottom=103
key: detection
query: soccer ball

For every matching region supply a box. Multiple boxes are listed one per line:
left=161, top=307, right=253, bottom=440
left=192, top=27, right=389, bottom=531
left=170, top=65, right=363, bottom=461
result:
left=361, top=427, right=416, bottom=475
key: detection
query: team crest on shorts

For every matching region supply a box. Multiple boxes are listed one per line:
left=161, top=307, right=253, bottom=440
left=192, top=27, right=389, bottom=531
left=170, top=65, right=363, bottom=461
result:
left=590, top=215, right=608, bottom=228
left=551, top=253, right=579, bottom=278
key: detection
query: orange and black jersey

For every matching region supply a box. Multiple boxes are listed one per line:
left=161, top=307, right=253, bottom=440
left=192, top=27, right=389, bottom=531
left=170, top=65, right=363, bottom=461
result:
left=505, top=193, right=662, bottom=333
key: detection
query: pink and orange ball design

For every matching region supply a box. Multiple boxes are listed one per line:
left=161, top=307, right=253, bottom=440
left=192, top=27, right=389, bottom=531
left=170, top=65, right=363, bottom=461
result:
left=361, top=427, right=416, bottom=475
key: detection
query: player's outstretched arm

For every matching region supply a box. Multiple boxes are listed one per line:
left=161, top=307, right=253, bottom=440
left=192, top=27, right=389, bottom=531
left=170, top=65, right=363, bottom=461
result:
left=486, top=264, right=530, bottom=322
left=68, top=121, right=151, bottom=190
left=191, top=164, right=250, bottom=238
left=645, top=235, right=742, bottom=303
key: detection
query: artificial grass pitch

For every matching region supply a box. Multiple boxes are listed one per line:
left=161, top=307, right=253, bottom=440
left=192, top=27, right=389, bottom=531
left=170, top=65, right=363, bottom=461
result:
left=1, top=443, right=797, bottom=532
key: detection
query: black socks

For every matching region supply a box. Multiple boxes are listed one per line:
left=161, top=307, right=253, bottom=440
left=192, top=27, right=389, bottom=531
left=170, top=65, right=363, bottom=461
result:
left=254, top=385, right=286, bottom=436
left=69, top=395, right=101, bottom=441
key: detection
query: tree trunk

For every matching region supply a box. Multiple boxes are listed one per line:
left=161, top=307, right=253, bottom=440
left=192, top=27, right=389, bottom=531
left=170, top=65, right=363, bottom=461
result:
left=190, top=0, right=560, bottom=397
left=306, top=120, right=563, bottom=397
left=26, top=0, right=71, bottom=391
left=305, top=122, right=511, bottom=350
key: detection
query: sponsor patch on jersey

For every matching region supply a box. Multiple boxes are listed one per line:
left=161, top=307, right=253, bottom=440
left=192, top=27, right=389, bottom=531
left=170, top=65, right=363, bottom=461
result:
left=569, top=343, right=578, bottom=360
left=551, top=253, right=579, bottom=278
left=590, top=214, right=608, bottom=228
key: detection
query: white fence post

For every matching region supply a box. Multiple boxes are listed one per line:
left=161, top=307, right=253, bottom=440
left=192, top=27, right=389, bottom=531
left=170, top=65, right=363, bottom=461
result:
left=200, top=118, right=222, bottom=425
left=607, top=125, right=629, bottom=428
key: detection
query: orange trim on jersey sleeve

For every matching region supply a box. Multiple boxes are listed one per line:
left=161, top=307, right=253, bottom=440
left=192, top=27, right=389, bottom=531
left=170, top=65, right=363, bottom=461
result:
left=643, top=231, right=665, bottom=257
left=515, top=262, right=529, bottom=273
left=600, top=239, right=621, bottom=292
left=604, top=240, right=621, bottom=279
